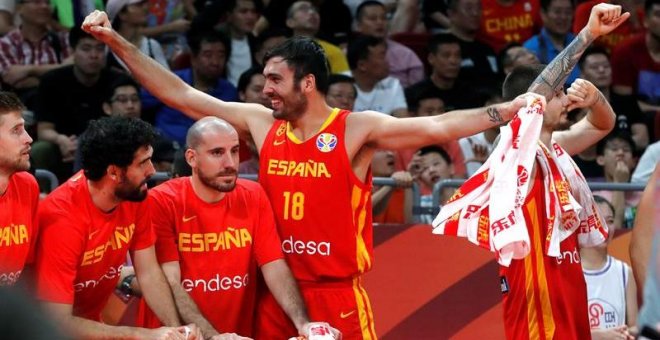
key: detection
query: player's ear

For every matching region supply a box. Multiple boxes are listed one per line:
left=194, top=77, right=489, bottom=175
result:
left=185, top=148, right=196, bottom=167
left=302, top=74, right=315, bottom=93
left=596, top=155, right=605, bottom=166
left=107, top=165, right=120, bottom=181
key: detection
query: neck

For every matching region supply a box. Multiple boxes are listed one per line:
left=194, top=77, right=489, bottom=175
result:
left=546, top=29, right=568, bottom=49
left=540, top=128, right=553, bottom=148
left=20, top=22, right=48, bottom=42
left=449, top=26, right=474, bottom=42
left=294, top=29, right=315, bottom=37
left=118, top=24, right=142, bottom=45
left=230, top=26, right=246, bottom=39
left=87, top=179, right=121, bottom=213
left=580, top=247, right=608, bottom=270
left=190, top=176, right=226, bottom=203
left=353, top=72, right=378, bottom=92
left=192, top=69, right=217, bottom=92
left=73, top=65, right=101, bottom=87
left=0, top=171, right=10, bottom=195
left=430, top=72, right=455, bottom=90
left=288, top=97, right=334, bottom=141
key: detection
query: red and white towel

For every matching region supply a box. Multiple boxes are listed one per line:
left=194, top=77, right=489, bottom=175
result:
left=432, top=96, right=608, bottom=266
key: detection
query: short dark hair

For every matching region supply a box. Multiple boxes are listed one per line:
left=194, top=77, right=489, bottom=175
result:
left=327, top=74, right=357, bottom=98
left=80, top=116, right=157, bottom=181
left=578, top=46, right=610, bottom=70
left=104, top=74, right=140, bottom=104
left=502, top=64, right=545, bottom=101
left=596, top=132, right=636, bottom=156
left=428, top=33, right=461, bottom=55
left=263, top=36, right=331, bottom=93
left=69, top=25, right=96, bottom=49
left=406, top=86, right=442, bottom=113
left=187, top=30, right=232, bottom=58
left=355, top=0, right=385, bottom=22
left=253, top=27, right=290, bottom=57
left=497, top=42, right=523, bottom=72
left=347, top=35, right=385, bottom=70
left=418, top=145, right=452, bottom=164
left=225, top=0, right=263, bottom=13
left=0, top=91, right=25, bottom=116
left=541, top=0, right=573, bottom=11
left=593, top=195, right=615, bottom=216
left=237, top=66, right=264, bottom=94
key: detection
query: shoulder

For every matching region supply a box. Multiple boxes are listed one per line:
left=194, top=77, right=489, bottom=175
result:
left=234, top=178, right=266, bottom=195
left=150, top=178, right=187, bottom=200
left=40, top=174, right=85, bottom=215
left=0, top=29, right=19, bottom=44
left=11, top=171, right=38, bottom=188
left=42, top=64, right=74, bottom=80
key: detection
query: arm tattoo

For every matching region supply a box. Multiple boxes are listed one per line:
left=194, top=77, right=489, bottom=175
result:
left=487, top=106, right=503, bottom=123
left=530, top=30, right=595, bottom=100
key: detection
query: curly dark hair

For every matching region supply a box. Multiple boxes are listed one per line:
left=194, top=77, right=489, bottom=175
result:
left=80, top=117, right=157, bottom=181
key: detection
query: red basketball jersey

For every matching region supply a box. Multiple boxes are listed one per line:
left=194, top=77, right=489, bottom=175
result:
left=258, top=108, right=374, bottom=282
left=500, top=168, right=591, bottom=340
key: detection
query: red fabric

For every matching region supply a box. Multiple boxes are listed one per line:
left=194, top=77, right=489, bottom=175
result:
left=0, top=172, right=39, bottom=286
left=611, top=34, right=660, bottom=89
left=500, top=169, right=590, bottom=340
left=255, top=278, right=376, bottom=340
left=258, top=109, right=374, bottom=282
left=135, top=178, right=283, bottom=336
left=34, top=171, right=154, bottom=321
left=476, top=0, right=542, bottom=52
left=373, top=188, right=406, bottom=224
left=572, top=0, right=645, bottom=53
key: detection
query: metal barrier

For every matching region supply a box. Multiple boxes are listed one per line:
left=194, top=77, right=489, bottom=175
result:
left=35, top=169, right=59, bottom=192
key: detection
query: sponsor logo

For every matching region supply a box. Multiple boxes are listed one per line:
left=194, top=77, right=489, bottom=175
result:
left=282, top=236, right=331, bottom=256
left=179, top=227, right=253, bottom=252
left=0, top=270, right=22, bottom=286
left=340, top=310, right=356, bottom=319
left=556, top=247, right=581, bottom=265
left=73, top=264, right=123, bottom=292
left=0, top=224, right=28, bottom=246
left=181, top=273, right=249, bottom=292
left=316, top=133, right=337, bottom=153
left=266, top=159, right=331, bottom=178
left=588, top=301, right=618, bottom=328
left=182, top=215, right=197, bottom=223
left=81, top=224, right=135, bottom=266
left=274, top=139, right=286, bottom=146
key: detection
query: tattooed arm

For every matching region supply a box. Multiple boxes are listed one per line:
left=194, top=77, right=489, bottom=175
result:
left=529, top=3, right=630, bottom=100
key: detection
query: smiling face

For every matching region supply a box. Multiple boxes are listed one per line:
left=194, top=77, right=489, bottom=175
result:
left=263, top=57, right=309, bottom=121
left=0, top=111, right=33, bottom=175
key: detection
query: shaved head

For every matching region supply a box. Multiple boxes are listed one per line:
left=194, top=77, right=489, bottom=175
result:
left=186, top=117, right=238, bottom=149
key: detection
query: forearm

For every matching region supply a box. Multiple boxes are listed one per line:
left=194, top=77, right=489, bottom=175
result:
left=610, top=191, right=625, bottom=230
left=262, top=259, right=309, bottom=332
left=58, top=314, right=145, bottom=339
left=140, top=269, right=181, bottom=327
left=403, top=188, right=414, bottom=223
left=37, top=126, right=65, bottom=144
left=585, top=92, right=616, bottom=131
left=169, top=282, right=219, bottom=337
left=529, top=28, right=595, bottom=100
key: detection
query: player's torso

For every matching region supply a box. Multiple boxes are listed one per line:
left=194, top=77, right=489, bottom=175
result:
left=73, top=203, right=142, bottom=320
left=259, top=109, right=374, bottom=282
left=172, top=180, right=259, bottom=332
left=0, top=172, right=37, bottom=285
left=500, top=172, right=589, bottom=340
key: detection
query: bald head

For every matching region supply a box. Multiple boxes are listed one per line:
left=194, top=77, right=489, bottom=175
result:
left=186, top=117, right=238, bottom=149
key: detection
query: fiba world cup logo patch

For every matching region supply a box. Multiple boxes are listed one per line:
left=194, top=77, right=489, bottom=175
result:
left=316, top=133, right=337, bottom=153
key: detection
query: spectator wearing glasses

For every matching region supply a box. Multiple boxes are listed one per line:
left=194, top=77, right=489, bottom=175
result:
left=32, top=26, right=121, bottom=182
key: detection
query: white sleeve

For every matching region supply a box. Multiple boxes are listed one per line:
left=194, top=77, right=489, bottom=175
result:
left=390, top=78, right=408, bottom=112
left=148, top=39, right=171, bottom=71
left=631, top=142, right=660, bottom=183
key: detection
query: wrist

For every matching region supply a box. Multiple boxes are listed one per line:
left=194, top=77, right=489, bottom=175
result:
left=580, top=27, right=598, bottom=42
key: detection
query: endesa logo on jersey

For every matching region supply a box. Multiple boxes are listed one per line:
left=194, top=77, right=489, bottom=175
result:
left=73, top=264, right=123, bottom=292
left=0, top=269, right=22, bottom=286
left=316, top=133, right=337, bottom=153
left=182, top=273, right=249, bottom=293
left=282, top=236, right=331, bottom=256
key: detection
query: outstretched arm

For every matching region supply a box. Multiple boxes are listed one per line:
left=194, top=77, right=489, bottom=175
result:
left=529, top=3, right=630, bottom=100
left=81, top=11, right=273, bottom=143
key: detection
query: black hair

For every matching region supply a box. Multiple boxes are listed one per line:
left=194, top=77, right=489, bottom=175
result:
left=497, top=42, right=523, bottom=72
left=593, top=195, right=615, bottom=216
left=237, top=66, right=264, bottom=94
left=428, top=33, right=462, bottom=55
left=645, top=0, right=659, bottom=14
left=347, top=35, right=386, bottom=70
left=355, top=0, right=385, bottom=21
left=80, top=116, right=157, bottom=181
left=541, top=0, right=574, bottom=11
left=263, top=36, right=331, bottom=93
left=418, top=145, right=452, bottom=164
left=104, top=74, right=140, bottom=104
left=578, top=46, right=610, bottom=70
left=187, top=29, right=232, bottom=58
left=69, top=25, right=96, bottom=49
left=502, top=64, right=545, bottom=101
left=406, top=86, right=443, bottom=113
left=596, top=132, right=636, bottom=156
